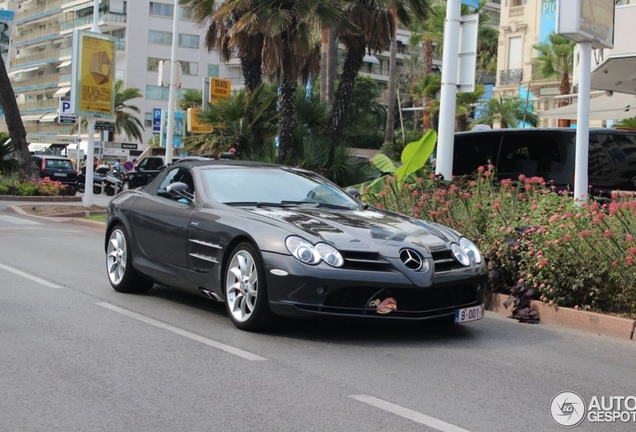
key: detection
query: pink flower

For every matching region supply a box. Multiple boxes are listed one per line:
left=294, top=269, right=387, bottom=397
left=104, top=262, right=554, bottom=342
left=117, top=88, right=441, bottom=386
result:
left=411, top=190, right=419, bottom=197
left=604, top=229, right=612, bottom=238
left=518, top=174, right=526, bottom=181
left=627, top=234, right=634, bottom=242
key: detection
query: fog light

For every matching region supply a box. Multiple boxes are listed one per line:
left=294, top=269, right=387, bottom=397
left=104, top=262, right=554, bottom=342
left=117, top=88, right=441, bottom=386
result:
left=316, top=286, right=327, bottom=295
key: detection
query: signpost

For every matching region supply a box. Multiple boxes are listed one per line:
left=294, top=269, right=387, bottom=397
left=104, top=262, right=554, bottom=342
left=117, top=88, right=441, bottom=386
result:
left=58, top=97, right=76, bottom=124
left=557, top=0, right=615, bottom=204
left=209, top=78, right=231, bottom=102
left=152, top=108, right=162, bottom=134
left=187, top=108, right=213, bottom=134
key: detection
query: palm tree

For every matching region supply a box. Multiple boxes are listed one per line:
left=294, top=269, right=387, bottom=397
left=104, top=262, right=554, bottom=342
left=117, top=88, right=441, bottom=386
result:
left=470, top=94, right=539, bottom=129
left=226, top=0, right=346, bottom=157
left=0, top=132, right=18, bottom=175
left=332, top=0, right=431, bottom=146
left=183, top=0, right=264, bottom=92
left=532, top=32, right=576, bottom=127
left=0, top=55, right=32, bottom=178
left=178, top=89, right=203, bottom=110
left=615, top=117, right=636, bottom=128
left=74, top=80, right=144, bottom=142
left=184, top=83, right=278, bottom=156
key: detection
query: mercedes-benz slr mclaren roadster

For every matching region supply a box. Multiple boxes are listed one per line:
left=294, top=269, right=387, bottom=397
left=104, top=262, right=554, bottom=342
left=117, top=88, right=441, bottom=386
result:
left=105, top=160, right=487, bottom=331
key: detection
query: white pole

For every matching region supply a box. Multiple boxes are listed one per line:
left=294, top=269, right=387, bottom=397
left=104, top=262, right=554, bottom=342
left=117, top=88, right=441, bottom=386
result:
left=84, top=118, right=96, bottom=206
left=83, top=0, right=101, bottom=206
left=574, top=41, right=592, bottom=205
left=165, top=1, right=179, bottom=164
left=397, top=89, right=405, bottom=144
left=435, top=0, right=461, bottom=180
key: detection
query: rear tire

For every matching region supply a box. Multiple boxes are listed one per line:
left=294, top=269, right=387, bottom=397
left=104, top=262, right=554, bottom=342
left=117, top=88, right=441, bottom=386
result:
left=106, top=225, right=153, bottom=293
left=224, top=242, right=273, bottom=331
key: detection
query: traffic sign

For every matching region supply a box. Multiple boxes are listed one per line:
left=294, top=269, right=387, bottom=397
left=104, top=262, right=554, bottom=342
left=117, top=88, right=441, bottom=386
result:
left=187, top=108, right=213, bottom=134
left=210, top=78, right=231, bottom=101
left=95, top=121, right=115, bottom=131
left=59, top=96, right=76, bottom=124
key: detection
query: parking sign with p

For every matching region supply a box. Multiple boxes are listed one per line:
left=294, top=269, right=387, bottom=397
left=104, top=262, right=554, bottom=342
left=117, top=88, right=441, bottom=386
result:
left=59, top=97, right=76, bottom=124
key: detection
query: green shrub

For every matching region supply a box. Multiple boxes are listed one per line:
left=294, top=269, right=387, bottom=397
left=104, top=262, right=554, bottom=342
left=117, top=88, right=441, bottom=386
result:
left=362, top=168, right=636, bottom=316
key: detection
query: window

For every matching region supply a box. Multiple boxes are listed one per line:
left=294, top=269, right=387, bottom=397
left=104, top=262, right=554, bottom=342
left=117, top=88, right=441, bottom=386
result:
left=149, top=30, right=172, bottom=45
left=157, top=167, right=194, bottom=201
left=146, top=85, right=170, bottom=100
left=207, top=64, right=219, bottom=77
left=181, top=61, right=198, bottom=75
left=144, top=112, right=153, bottom=128
left=149, top=2, right=173, bottom=18
left=507, top=36, right=522, bottom=70
left=147, top=57, right=166, bottom=72
left=497, top=134, right=563, bottom=176
left=179, top=6, right=193, bottom=20
left=453, top=133, right=501, bottom=176
left=178, top=33, right=199, bottom=49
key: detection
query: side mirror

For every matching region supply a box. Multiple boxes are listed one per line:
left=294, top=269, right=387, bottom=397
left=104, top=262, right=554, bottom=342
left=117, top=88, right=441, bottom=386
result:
left=345, top=188, right=361, bottom=199
left=166, top=181, right=194, bottom=201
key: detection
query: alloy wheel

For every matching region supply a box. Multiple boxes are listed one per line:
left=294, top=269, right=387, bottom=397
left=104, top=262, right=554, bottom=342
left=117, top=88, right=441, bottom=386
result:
left=225, top=250, right=258, bottom=323
left=107, top=228, right=127, bottom=286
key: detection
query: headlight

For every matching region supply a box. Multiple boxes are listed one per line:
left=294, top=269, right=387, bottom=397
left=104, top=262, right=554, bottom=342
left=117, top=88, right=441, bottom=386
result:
left=460, top=237, right=482, bottom=264
left=451, top=243, right=471, bottom=266
left=285, top=236, right=344, bottom=267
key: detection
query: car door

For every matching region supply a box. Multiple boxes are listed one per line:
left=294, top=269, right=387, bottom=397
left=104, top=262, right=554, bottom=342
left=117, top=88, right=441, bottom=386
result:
left=130, top=167, right=196, bottom=268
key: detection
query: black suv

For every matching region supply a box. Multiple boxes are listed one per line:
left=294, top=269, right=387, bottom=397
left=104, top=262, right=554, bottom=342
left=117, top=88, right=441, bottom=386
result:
left=32, top=155, right=78, bottom=192
left=122, top=156, right=166, bottom=190
left=453, top=128, right=636, bottom=194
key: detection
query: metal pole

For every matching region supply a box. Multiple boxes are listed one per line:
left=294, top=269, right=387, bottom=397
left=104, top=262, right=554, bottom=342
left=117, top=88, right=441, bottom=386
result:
left=165, top=1, right=179, bottom=164
left=435, top=0, right=461, bottom=180
left=83, top=0, right=101, bottom=206
left=397, top=89, right=405, bottom=145
left=574, top=41, right=592, bottom=205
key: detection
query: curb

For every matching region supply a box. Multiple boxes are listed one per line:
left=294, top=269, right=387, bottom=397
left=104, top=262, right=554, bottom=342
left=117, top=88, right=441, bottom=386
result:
left=7, top=205, right=106, bottom=229
left=0, top=196, right=82, bottom=202
left=486, top=293, right=636, bottom=342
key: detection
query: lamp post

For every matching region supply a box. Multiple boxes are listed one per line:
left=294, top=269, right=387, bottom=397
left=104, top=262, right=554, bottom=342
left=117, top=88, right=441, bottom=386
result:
left=164, top=1, right=179, bottom=164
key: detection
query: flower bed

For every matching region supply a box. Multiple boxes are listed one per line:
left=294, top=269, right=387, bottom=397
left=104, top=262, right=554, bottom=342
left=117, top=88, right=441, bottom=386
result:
left=362, top=167, right=636, bottom=317
left=0, top=176, right=74, bottom=197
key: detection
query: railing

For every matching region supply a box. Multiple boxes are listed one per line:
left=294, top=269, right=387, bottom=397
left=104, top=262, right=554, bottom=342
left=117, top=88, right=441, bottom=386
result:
left=115, top=39, right=126, bottom=51
left=19, top=99, right=59, bottom=111
left=25, top=124, right=74, bottom=134
left=61, top=12, right=127, bottom=31
left=499, top=69, right=524, bottom=86
left=13, top=75, right=61, bottom=87
left=509, top=5, right=525, bottom=17
left=15, top=0, right=62, bottom=22
left=11, top=48, right=63, bottom=67
left=13, top=24, right=61, bottom=44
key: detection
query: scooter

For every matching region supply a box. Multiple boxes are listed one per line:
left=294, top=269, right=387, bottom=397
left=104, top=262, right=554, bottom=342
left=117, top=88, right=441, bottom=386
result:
left=77, top=167, right=108, bottom=194
left=102, top=169, right=124, bottom=196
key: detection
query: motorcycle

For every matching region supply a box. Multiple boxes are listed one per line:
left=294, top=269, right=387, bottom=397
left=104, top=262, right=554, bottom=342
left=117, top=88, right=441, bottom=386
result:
left=77, top=166, right=109, bottom=194
left=102, top=168, right=125, bottom=196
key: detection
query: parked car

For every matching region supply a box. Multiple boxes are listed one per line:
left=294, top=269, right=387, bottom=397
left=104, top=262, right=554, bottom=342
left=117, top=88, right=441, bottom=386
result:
left=121, top=156, right=165, bottom=190
left=453, top=128, right=636, bottom=194
left=32, top=155, right=78, bottom=193
left=105, top=160, right=487, bottom=331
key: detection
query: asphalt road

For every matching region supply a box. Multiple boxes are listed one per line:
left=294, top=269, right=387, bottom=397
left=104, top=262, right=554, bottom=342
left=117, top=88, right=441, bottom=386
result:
left=1, top=208, right=635, bottom=432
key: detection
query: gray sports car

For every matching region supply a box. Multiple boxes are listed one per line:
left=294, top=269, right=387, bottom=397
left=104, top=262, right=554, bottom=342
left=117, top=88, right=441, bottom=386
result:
left=105, top=159, right=487, bottom=331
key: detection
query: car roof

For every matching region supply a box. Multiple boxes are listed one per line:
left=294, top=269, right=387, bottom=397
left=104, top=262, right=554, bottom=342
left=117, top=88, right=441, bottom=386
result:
left=33, top=155, right=72, bottom=159
left=170, top=159, right=289, bottom=170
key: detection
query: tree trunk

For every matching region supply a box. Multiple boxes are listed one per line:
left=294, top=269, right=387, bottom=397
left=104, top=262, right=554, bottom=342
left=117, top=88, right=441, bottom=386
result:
left=320, top=27, right=328, bottom=102
left=240, top=55, right=263, bottom=93
left=422, top=39, right=434, bottom=131
left=331, top=42, right=365, bottom=145
left=0, top=54, right=32, bottom=179
left=278, top=79, right=297, bottom=158
left=558, top=71, right=571, bottom=128
left=384, top=28, right=398, bottom=143
left=326, top=29, right=337, bottom=102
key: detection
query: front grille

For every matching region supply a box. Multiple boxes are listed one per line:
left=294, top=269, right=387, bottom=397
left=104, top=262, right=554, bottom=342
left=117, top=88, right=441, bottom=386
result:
left=431, top=250, right=463, bottom=272
left=341, top=251, right=392, bottom=271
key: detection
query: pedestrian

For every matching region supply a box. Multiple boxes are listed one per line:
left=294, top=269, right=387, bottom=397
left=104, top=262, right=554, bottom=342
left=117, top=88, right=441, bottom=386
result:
left=114, top=159, right=121, bottom=170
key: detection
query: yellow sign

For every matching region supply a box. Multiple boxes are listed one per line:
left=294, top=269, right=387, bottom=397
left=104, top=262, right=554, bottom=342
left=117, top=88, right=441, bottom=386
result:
left=187, top=108, right=213, bottom=134
left=71, top=30, right=115, bottom=118
left=210, top=78, right=231, bottom=101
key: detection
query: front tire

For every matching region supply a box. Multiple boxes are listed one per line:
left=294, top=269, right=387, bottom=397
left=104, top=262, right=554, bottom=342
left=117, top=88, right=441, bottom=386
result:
left=106, top=225, right=153, bottom=293
left=224, top=242, right=273, bottom=331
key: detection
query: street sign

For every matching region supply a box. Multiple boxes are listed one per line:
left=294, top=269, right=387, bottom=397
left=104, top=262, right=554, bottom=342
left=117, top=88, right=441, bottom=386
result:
left=59, top=96, right=76, bottom=124
left=121, top=143, right=138, bottom=150
left=210, top=78, right=231, bottom=101
left=187, top=108, right=213, bottom=134
left=152, top=108, right=161, bottom=134
left=95, top=121, right=115, bottom=131
left=27, top=134, right=79, bottom=144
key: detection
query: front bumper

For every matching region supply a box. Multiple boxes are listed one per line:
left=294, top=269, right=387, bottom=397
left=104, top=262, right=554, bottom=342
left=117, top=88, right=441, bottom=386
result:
left=262, top=251, right=487, bottom=321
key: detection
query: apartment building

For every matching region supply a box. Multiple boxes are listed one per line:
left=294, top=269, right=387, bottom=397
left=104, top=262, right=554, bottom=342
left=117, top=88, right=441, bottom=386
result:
left=2, top=0, right=229, bottom=146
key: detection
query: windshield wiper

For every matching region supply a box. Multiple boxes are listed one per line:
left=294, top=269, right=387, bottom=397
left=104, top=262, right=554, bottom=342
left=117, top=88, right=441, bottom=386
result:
left=224, top=201, right=298, bottom=208
left=280, top=200, right=354, bottom=210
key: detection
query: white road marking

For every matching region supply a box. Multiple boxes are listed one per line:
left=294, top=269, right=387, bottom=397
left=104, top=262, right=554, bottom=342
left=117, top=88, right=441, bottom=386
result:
left=96, top=302, right=267, bottom=362
left=350, top=395, right=471, bottom=432
left=0, top=215, right=42, bottom=225
left=0, top=263, right=63, bottom=289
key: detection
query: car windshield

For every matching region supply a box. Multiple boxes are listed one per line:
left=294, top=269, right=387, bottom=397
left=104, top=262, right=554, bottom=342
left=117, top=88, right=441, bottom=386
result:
left=200, top=167, right=360, bottom=210
left=45, top=159, right=73, bottom=169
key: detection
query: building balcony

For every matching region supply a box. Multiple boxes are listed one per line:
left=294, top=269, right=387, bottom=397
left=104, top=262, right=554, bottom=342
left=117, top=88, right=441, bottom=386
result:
left=19, top=99, right=59, bottom=112
left=509, top=5, right=525, bottom=17
left=15, top=0, right=63, bottom=24
left=60, top=12, right=127, bottom=33
left=11, top=48, right=66, bottom=68
left=12, top=75, right=64, bottom=92
left=23, top=123, right=74, bottom=135
left=13, top=24, right=61, bottom=46
left=499, top=69, right=523, bottom=86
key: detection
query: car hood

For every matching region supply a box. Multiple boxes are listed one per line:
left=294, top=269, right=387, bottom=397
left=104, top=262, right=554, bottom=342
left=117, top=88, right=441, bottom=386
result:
left=243, top=206, right=458, bottom=257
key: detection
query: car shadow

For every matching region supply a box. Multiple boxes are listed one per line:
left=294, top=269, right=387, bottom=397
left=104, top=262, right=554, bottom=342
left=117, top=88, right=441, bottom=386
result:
left=146, top=285, right=564, bottom=349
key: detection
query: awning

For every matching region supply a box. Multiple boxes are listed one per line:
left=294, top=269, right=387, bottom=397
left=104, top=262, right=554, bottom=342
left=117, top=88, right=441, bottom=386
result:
left=56, top=60, right=72, bottom=68
left=591, top=55, right=636, bottom=95
left=53, top=86, right=71, bottom=97
left=540, top=92, right=636, bottom=120
left=8, top=66, right=39, bottom=77
left=28, top=143, right=52, bottom=152
left=39, top=112, right=59, bottom=123
left=363, top=54, right=379, bottom=64
left=21, top=114, right=44, bottom=121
